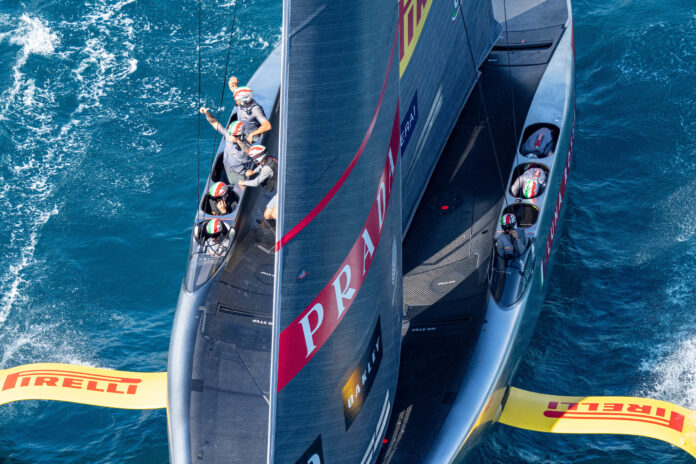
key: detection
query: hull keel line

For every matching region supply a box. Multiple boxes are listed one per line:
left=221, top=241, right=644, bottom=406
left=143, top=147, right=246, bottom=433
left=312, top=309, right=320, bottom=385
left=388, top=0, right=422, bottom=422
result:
left=0, top=363, right=167, bottom=410
left=500, top=387, right=696, bottom=459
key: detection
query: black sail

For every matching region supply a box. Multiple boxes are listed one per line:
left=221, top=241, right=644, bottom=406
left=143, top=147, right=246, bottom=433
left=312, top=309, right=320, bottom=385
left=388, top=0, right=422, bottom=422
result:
left=270, top=1, right=402, bottom=463
left=397, top=0, right=501, bottom=230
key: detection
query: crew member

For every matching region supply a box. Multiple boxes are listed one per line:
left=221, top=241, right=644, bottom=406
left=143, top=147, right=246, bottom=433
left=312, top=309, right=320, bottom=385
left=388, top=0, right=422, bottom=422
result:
left=199, top=108, right=253, bottom=183
left=510, top=166, right=547, bottom=199
left=239, top=145, right=276, bottom=190
left=232, top=86, right=271, bottom=143
left=496, top=213, right=529, bottom=260
left=521, top=127, right=555, bottom=158
left=196, top=218, right=230, bottom=257
left=207, top=182, right=237, bottom=216
left=238, top=145, right=279, bottom=220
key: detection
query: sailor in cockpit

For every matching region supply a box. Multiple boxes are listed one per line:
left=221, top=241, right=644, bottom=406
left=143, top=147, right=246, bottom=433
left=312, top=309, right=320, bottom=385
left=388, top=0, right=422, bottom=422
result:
left=521, top=127, right=555, bottom=158
left=510, top=166, right=547, bottom=199
left=195, top=218, right=231, bottom=258
left=198, top=110, right=253, bottom=183
left=228, top=77, right=272, bottom=143
left=207, top=182, right=237, bottom=216
left=238, top=145, right=279, bottom=221
left=496, top=214, right=529, bottom=260
left=239, top=145, right=275, bottom=189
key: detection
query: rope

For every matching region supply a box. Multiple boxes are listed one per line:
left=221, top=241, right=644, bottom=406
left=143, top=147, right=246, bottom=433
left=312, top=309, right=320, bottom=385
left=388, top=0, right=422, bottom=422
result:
left=457, top=2, right=510, bottom=212
left=503, top=0, right=519, bottom=146
left=196, top=0, right=202, bottom=224
left=209, top=0, right=240, bottom=165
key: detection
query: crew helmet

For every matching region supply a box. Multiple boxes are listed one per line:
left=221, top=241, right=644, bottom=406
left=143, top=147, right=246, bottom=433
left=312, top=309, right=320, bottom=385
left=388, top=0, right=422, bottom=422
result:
left=248, top=145, right=267, bottom=163
left=527, top=167, right=544, bottom=180
left=500, top=213, right=517, bottom=231
left=206, top=218, right=224, bottom=236
left=209, top=182, right=228, bottom=199
left=228, top=120, right=245, bottom=137
left=522, top=180, right=539, bottom=199
left=233, top=86, right=253, bottom=105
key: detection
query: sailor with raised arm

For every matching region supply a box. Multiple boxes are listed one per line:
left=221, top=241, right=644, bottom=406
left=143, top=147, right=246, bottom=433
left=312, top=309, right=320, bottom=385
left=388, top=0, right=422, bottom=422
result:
left=229, top=81, right=271, bottom=144
left=199, top=108, right=253, bottom=183
left=510, top=166, right=547, bottom=199
left=496, top=213, right=529, bottom=260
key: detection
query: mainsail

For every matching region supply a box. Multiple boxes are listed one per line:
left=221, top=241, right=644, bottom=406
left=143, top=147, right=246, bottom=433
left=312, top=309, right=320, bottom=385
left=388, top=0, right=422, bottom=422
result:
left=270, top=1, right=402, bottom=463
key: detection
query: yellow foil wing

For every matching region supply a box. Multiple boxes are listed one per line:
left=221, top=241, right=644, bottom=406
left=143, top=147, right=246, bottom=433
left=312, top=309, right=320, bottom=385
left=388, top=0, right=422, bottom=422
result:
left=500, top=387, right=696, bottom=458
left=0, top=363, right=167, bottom=410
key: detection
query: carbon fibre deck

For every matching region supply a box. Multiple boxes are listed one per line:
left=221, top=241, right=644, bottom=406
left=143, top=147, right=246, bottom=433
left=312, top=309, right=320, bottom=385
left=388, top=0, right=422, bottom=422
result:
left=189, top=186, right=276, bottom=464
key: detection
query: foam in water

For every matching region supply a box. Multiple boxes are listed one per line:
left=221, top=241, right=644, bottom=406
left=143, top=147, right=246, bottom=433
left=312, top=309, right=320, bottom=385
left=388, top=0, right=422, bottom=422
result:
left=0, top=14, right=60, bottom=119
left=641, top=336, right=696, bottom=409
left=9, top=14, right=59, bottom=56
left=0, top=1, right=141, bottom=365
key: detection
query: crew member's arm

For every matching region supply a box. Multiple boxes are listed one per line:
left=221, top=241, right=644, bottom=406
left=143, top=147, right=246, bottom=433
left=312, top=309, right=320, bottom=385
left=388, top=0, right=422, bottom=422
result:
left=246, top=107, right=272, bottom=143
left=240, top=165, right=272, bottom=187
left=216, top=198, right=228, bottom=215
left=246, top=164, right=262, bottom=178
left=199, top=107, right=227, bottom=139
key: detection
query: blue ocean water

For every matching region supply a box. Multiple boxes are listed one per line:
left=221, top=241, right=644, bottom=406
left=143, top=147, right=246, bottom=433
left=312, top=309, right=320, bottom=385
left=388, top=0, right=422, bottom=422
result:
left=0, top=0, right=694, bottom=462
left=0, top=0, right=279, bottom=461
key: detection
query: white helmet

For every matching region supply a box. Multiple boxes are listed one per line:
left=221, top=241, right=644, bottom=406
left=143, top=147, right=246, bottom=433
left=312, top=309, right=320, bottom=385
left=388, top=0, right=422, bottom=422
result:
left=233, top=86, right=253, bottom=105
left=500, top=213, right=517, bottom=231
left=248, top=145, right=267, bottom=163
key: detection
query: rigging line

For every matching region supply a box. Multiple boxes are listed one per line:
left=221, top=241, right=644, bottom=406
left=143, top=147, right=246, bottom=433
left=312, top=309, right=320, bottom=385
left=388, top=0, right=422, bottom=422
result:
left=209, top=0, right=240, bottom=166
left=457, top=2, right=509, bottom=211
left=503, top=0, right=519, bottom=146
left=196, top=0, right=202, bottom=224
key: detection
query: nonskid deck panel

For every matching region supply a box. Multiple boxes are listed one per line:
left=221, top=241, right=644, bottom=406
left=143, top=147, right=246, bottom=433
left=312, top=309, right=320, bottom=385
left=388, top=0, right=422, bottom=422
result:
left=188, top=188, right=276, bottom=463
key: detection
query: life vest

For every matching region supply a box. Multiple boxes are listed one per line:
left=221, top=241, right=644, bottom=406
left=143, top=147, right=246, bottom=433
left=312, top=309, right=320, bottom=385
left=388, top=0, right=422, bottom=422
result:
left=263, top=156, right=278, bottom=193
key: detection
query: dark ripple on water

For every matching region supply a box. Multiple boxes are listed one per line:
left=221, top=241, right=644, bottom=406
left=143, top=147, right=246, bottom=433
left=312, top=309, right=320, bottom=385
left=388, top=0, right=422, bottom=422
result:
left=1, top=0, right=695, bottom=462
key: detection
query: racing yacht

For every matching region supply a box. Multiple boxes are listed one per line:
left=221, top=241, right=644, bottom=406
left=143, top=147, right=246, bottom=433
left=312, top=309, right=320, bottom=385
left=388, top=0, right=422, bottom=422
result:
left=167, top=0, right=575, bottom=462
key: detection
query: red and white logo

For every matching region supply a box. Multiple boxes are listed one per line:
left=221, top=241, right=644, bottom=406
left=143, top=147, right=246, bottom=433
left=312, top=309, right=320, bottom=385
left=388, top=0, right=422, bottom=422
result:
left=542, top=110, right=575, bottom=281
left=544, top=400, right=685, bottom=433
left=277, top=111, right=400, bottom=392
left=2, top=369, right=142, bottom=395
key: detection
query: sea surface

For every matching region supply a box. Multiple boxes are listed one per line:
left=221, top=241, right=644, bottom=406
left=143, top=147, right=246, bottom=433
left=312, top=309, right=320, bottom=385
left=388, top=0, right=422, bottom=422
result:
left=0, top=0, right=694, bottom=462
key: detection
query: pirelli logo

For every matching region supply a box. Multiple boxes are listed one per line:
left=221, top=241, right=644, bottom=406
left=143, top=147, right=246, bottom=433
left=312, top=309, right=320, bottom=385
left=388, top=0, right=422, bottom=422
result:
left=544, top=400, right=685, bottom=433
left=2, top=369, right=142, bottom=395
left=0, top=363, right=166, bottom=410
left=499, top=388, right=696, bottom=458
